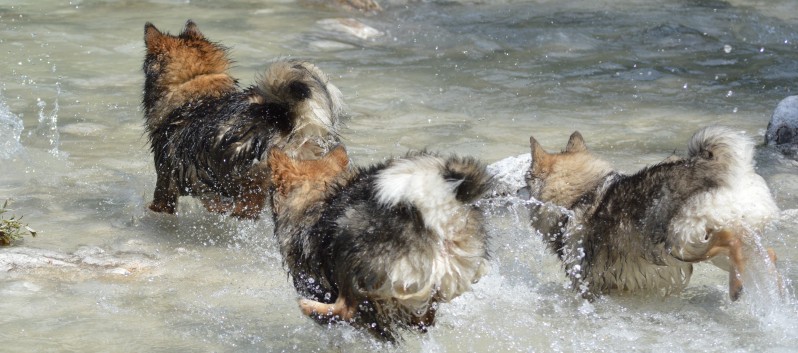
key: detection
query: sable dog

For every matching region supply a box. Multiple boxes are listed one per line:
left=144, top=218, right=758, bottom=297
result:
left=526, top=126, right=778, bottom=300
left=268, top=146, right=490, bottom=340
left=142, top=20, right=344, bottom=218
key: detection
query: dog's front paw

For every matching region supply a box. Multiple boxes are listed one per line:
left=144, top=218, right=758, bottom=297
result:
left=148, top=201, right=176, bottom=214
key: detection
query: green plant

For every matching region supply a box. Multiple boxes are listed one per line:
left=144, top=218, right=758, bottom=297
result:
left=0, top=200, right=36, bottom=246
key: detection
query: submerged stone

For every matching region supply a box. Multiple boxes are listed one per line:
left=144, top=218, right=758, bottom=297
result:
left=766, top=96, right=798, bottom=158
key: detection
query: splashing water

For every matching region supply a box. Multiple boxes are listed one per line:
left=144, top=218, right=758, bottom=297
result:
left=29, top=83, right=65, bottom=158
left=738, top=225, right=798, bottom=331
left=0, top=96, right=24, bottom=159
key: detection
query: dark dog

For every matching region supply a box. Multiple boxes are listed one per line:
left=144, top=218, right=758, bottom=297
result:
left=268, top=146, right=490, bottom=341
left=142, top=20, right=344, bottom=218
left=526, top=126, right=778, bottom=300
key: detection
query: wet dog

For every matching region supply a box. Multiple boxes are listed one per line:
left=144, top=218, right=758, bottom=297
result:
left=526, top=126, right=778, bottom=300
left=142, top=20, right=344, bottom=218
left=268, top=146, right=490, bottom=341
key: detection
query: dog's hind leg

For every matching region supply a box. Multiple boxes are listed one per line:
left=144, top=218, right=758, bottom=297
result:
left=703, top=229, right=746, bottom=301
left=299, top=296, right=355, bottom=321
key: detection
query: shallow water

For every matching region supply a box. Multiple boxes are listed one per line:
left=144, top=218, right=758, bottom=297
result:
left=1, top=0, right=798, bottom=351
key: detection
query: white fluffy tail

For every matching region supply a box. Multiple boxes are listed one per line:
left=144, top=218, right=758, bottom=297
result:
left=372, top=154, right=490, bottom=308
left=688, top=125, right=755, bottom=181
left=375, top=154, right=490, bottom=234
left=671, top=126, right=778, bottom=268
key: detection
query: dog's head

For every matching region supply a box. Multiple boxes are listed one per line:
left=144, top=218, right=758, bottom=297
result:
left=526, top=131, right=613, bottom=208
left=268, top=145, right=349, bottom=214
left=143, top=20, right=231, bottom=84
left=142, top=20, right=235, bottom=125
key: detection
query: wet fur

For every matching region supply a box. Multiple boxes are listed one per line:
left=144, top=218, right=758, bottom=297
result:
left=527, top=126, right=778, bottom=300
left=142, top=20, right=344, bottom=218
left=269, top=147, right=490, bottom=341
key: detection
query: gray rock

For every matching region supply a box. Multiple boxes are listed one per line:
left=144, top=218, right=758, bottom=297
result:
left=0, top=246, right=156, bottom=276
left=766, top=96, right=798, bottom=157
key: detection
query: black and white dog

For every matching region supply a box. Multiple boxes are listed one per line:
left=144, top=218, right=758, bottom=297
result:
left=268, top=146, right=490, bottom=340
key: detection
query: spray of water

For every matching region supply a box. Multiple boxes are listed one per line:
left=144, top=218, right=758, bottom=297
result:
left=737, top=223, right=798, bottom=337
left=31, top=82, right=65, bottom=158
left=0, top=95, right=25, bottom=159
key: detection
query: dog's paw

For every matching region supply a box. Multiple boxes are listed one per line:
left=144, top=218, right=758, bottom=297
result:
left=148, top=201, right=176, bottom=214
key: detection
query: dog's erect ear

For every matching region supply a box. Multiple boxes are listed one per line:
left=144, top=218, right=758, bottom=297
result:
left=530, top=136, right=547, bottom=165
left=566, top=131, right=587, bottom=153
left=144, top=22, right=163, bottom=49
left=182, top=20, right=204, bottom=39
left=326, top=145, right=349, bottom=169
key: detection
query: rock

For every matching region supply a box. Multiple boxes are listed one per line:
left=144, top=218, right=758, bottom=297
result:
left=337, top=0, right=381, bottom=12
left=0, top=246, right=156, bottom=276
left=0, top=248, right=78, bottom=272
left=766, top=96, right=798, bottom=158
left=316, top=18, right=383, bottom=40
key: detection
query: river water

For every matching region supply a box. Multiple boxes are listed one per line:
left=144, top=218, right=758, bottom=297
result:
left=1, top=0, right=797, bottom=351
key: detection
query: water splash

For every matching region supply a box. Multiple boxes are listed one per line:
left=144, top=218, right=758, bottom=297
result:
left=0, top=95, right=25, bottom=159
left=29, top=82, right=65, bottom=158
left=739, top=228, right=798, bottom=331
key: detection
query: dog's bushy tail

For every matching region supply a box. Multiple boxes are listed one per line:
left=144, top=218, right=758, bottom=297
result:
left=374, top=153, right=490, bottom=309
left=442, top=156, right=494, bottom=203
left=250, top=58, right=345, bottom=157
left=375, top=153, right=492, bottom=211
left=671, top=125, right=777, bottom=261
left=688, top=125, right=755, bottom=183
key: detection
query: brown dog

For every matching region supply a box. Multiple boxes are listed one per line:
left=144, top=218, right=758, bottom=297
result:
left=142, top=20, right=344, bottom=218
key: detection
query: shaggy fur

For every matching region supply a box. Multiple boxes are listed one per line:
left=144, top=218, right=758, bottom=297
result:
left=269, top=147, right=490, bottom=341
left=142, top=20, right=344, bottom=218
left=526, top=126, right=778, bottom=300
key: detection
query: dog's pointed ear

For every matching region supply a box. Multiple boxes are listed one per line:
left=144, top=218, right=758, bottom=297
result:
left=566, top=131, right=587, bottom=153
left=530, top=136, right=547, bottom=164
left=144, top=22, right=163, bottom=50
left=181, top=20, right=204, bottom=39
left=327, top=145, right=349, bottom=169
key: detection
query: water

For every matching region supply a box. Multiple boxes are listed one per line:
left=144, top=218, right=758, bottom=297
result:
left=1, top=0, right=798, bottom=351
